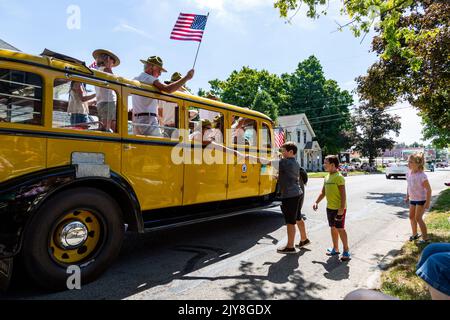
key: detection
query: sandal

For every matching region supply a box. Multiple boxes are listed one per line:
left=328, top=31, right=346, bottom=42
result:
left=409, top=234, right=421, bottom=241
left=326, top=248, right=340, bottom=256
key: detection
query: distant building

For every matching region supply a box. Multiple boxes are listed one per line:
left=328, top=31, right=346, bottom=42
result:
left=0, top=39, right=20, bottom=51
left=278, top=114, right=322, bottom=171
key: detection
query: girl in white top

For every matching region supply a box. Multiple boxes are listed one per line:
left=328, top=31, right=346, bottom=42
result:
left=405, top=152, right=432, bottom=243
left=68, top=81, right=95, bottom=126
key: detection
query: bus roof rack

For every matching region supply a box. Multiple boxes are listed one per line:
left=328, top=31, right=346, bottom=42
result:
left=40, top=49, right=93, bottom=75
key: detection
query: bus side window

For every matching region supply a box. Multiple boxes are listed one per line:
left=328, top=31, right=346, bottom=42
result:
left=0, top=68, right=43, bottom=125
left=128, top=94, right=179, bottom=140
left=231, top=115, right=257, bottom=147
left=52, top=79, right=118, bottom=133
left=262, top=123, right=272, bottom=149
left=188, top=107, right=223, bottom=144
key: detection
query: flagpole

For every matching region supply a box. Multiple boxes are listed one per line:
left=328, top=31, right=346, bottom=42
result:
left=193, top=12, right=209, bottom=69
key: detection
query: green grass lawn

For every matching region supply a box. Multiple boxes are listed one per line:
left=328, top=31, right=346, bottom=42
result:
left=380, top=188, right=450, bottom=300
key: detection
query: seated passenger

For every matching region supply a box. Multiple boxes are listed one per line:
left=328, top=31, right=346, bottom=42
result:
left=189, top=119, right=213, bottom=144
left=68, top=81, right=96, bottom=127
left=92, top=49, right=120, bottom=132
left=231, top=117, right=247, bottom=145
left=205, top=115, right=224, bottom=143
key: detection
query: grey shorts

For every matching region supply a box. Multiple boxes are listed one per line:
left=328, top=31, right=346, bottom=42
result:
left=133, top=115, right=163, bottom=137
left=97, top=101, right=116, bottom=122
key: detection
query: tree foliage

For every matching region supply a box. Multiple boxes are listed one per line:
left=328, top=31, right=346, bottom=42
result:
left=274, top=0, right=450, bottom=147
left=352, top=103, right=401, bottom=165
left=202, top=56, right=353, bottom=155
left=251, top=90, right=279, bottom=121
left=281, top=56, right=353, bottom=154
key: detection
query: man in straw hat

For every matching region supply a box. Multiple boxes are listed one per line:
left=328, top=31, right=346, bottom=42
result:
left=92, top=49, right=121, bottom=132
left=131, top=56, right=194, bottom=136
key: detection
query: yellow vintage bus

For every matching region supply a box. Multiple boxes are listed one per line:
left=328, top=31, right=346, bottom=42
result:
left=0, top=49, right=278, bottom=290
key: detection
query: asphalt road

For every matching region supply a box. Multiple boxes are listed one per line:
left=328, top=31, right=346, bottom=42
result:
left=3, top=169, right=449, bottom=300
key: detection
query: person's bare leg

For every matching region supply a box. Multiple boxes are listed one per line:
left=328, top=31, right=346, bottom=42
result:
left=338, top=228, right=349, bottom=252
left=331, top=227, right=339, bottom=251
left=296, top=220, right=307, bottom=242
left=409, top=205, right=418, bottom=236
left=428, top=286, right=450, bottom=300
left=415, top=205, right=428, bottom=240
left=287, top=224, right=296, bottom=248
left=344, top=289, right=398, bottom=300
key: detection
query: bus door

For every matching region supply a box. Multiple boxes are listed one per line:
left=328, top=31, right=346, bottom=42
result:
left=227, top=115, right=260, bottom=200
left=182, top=103, right=227, bottom=205
left=121, top=88, right=184, bottom=210
left=49, top=74, right=122, bottom=173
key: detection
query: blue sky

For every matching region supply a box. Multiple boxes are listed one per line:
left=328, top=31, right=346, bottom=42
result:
left=0, top=0, right=427, bottom=144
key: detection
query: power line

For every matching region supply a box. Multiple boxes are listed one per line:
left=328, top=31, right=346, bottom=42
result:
left=279, top=105, right=413, bottom=128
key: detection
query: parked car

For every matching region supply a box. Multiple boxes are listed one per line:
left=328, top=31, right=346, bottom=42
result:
left=360, top=163, right=376, bottom=172
left=436, top=162, right=448, bottom=168
left=385, top=162, right=409, bottom=179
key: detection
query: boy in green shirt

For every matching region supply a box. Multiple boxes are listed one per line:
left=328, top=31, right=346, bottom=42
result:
left=313, top=155, right=351, bottom=261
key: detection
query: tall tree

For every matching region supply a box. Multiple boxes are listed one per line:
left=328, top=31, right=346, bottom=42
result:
left=282, top=56, right=354, bottom=154
left=207, top=67, right=288, bottom=112
left=353, top=103, right=401, bottom=165
left=251, top=90, right=279, bottom=121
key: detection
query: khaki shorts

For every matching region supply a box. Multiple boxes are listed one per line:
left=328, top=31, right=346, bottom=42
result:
left=97, top=101, right=116, bottom=123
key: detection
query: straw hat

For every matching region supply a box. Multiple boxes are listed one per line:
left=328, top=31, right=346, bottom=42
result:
left=92, top=49, right=121, bottom=67
left=206, top=92, right=220, bottom=101
left=201, top=119, right=212, bottom=128
left=140, top=56, right=167, bottom=72
left=188, top=109, right=199, bottom=121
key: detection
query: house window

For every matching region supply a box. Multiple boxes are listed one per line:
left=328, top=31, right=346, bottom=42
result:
left=297, top=130, right=301, bottom=143
left=304, top=131, right=307, bottom=144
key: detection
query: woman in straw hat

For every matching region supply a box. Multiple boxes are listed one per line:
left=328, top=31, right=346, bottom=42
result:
left=92, top=49, right=120, bottom=132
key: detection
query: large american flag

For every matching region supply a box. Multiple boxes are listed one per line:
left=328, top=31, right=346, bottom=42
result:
left=170, top=13, right=208, bottom=42
left=275, top=127, right=285, bottom=148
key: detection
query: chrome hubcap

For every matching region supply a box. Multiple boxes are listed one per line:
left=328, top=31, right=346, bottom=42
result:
left=59, top=221, right=89, bottom=249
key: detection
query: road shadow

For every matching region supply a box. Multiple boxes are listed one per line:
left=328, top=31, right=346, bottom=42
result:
left=176, top=248, right=325, bottom=300
left=1, top=209, right=322, bottom=300
left=311, top=256, right=350, bottom=281
left=365, top=192, right=408, bottom=209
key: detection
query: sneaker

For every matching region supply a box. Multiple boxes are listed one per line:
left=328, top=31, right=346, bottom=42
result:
left=341, top=251, right=352, bottom=261
left=326, top=248, right=340, bottom=256
left=409, top=234, right=421, bottom=241
left=296, top=239, right=311, bottom=248
left=277, top=246, right=297, bottom=254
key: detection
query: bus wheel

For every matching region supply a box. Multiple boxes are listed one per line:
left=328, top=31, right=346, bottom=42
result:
left=22, top=187, right=124, bottom=291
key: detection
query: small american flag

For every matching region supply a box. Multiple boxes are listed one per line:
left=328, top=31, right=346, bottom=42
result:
left=170, top=13, right=208, bottom=42
left=275, top=128, right=285, bottom=148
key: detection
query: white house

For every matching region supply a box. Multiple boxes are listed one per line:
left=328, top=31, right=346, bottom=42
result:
left=278, top=114, right=322, bottom=171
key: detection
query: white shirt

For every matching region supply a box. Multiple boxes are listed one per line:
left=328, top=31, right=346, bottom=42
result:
left=158, top=100, right=176, bottom=126
left=68, top=89, right=89, bottom=114
left=95, top=67, right=116, bottom=103
left=132, top=72, right=159, bottom=114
